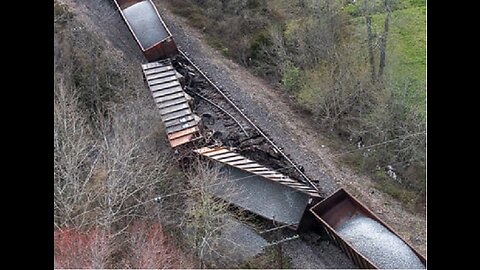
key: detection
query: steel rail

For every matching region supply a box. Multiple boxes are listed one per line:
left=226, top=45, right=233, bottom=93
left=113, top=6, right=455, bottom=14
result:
left=188, top=91, right=250, bottom=137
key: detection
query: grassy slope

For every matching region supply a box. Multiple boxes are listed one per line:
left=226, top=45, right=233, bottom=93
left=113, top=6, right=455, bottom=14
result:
left=352, top=3, right=426, bottom=115
left=382, top=6, right=426, bottom=87
left=349, top=3, right=426, bottom=210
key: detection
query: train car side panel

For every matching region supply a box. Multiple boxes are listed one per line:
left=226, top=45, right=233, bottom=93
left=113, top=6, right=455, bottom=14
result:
left=144, top=37, right=179, bottom=62
left=115, top=0, right=140, bottom=9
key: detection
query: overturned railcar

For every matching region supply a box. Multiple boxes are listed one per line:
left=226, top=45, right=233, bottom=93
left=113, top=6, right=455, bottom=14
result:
left=300, top=188, right=426, bottom=269
left=194, top=146, right=322, bottom=228
left=113, top=0, right=179, bottom=61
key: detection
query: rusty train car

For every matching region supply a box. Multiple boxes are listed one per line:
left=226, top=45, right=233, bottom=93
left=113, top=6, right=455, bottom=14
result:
left=113, top=0, right=178, bottom=61
left=299, top=188, right=426, bottom=268
left=112, top=1, right=426, bottom=268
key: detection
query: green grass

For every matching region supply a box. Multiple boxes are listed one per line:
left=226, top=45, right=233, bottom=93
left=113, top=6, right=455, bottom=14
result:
left=378, top=7, right=426, bottom=85
left=405, top=0, right=426, bottom=8
left=381, top=6, right=426, bottom=117
left=341, top=153, right=423, bottom=214
left=344, top=0, right=426, bottom=17
left=352, top=5, right=426, bottom=116
left=374, top=177, right=419, bottom=212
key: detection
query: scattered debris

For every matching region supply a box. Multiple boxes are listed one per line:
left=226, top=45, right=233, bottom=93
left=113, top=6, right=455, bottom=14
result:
left=386, top=165, right=398, bottom=181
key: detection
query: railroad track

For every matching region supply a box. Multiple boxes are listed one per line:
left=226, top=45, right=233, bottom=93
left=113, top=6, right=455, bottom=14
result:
left=175, top=49, right=319, bottom=192
left=173, top=52, right=254, bottom=139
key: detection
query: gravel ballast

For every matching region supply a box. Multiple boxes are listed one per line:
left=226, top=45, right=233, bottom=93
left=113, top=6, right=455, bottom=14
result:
left=337, top=215, right=425, bottom=269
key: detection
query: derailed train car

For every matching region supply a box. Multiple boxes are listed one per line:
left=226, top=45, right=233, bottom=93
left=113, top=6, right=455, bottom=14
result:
left=299, top=188, right=426, bottom=269
left=112, top=1, right=426, bottom=268
left=113, top=0, right=179, bottom=61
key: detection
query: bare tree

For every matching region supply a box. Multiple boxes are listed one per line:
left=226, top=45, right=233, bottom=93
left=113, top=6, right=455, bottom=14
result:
left=182, top=159, right=246, bottom=268
left=268, top=23, right=289, bottom=74
left=378, top=0, right=392, bottom=79
left=363, top=0, right=377, bottom=82
left=126, top=221, right=194, bottom=268
left=54, top=11, right=173, bottom=266
left=54, top=79, right=171, bottom=265
left=54, top=76, right=100, bottom=230
left=54, top=85, right=168, bottom=221
left=54, top=227, right=110, bottom=269
left=363, top=0, right=392, bottom=81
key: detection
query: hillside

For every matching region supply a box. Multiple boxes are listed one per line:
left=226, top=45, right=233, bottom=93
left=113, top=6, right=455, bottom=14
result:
left=161, top=0, right=426, bottom=214
left=54, top=0, right=426, bottom=267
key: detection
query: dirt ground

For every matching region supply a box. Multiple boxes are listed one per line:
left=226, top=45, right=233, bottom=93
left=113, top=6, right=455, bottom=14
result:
left=57, top=0, right=425, bottom=265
